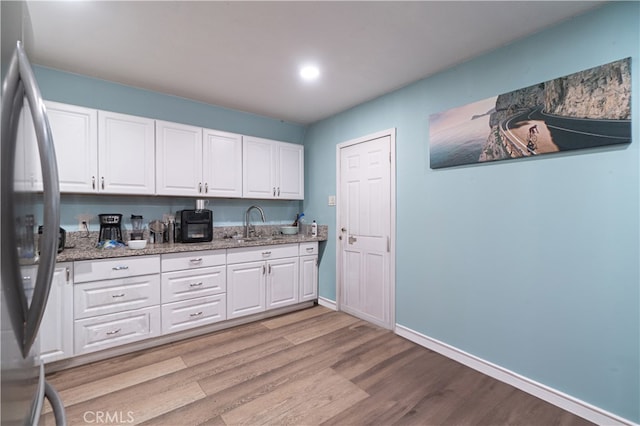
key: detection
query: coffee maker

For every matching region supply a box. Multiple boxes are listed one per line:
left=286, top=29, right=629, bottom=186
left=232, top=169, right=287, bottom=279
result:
left=98, top=213, right=123, bottom=242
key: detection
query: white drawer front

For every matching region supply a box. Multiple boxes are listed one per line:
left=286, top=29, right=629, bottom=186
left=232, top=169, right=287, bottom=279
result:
left=74, top=306, right=161, bottom=355
left=161, top=250, right=226, bottom=272
left=161, top=294, right=226, bottom=335
left=161, top=266, right=226, bottom=303
left=299, top=242, right=318, bottom=256
left=227, top=243, right=298, bottom=264
left=74, top=275, right=161, bottom=319
left=74, top=255, right=160, bottom=283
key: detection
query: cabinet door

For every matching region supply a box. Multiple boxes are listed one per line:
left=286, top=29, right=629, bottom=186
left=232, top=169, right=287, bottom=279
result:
left=266, top=257, right=299, bottom=309
left=156, top=120, right=203, bottom=196
left=226, top=261, right=266, bottom=319
left=276, top=142, right=304, bottom=200
left=299, top=255, right=318, bottom=302
left=203, top=129, right=243, bottom=198
left=46, top=101, right=98, bottom=193
left=40, top=263, right=74, bottom=363
left=242, top=136, right=276, bottom=199
left=98, top=110, right=155, bottom=194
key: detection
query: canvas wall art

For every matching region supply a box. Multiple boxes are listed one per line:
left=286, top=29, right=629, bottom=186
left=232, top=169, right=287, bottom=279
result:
left=429, top=57, right=631, bottom=169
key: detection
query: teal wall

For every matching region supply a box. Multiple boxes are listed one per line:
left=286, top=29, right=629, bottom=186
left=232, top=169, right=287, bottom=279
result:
left=303, top=2, right=639, bottom=423
left=31, top=66, right=307, bottom=230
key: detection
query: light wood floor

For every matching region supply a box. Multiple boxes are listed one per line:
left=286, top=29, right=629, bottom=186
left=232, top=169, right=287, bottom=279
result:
left=44, top=306, right=593, bottom=425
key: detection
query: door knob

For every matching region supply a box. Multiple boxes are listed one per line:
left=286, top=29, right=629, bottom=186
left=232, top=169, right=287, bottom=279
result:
left=348, top=235, right=357, bottom=244
left=341, top=227, right=347, bottom=232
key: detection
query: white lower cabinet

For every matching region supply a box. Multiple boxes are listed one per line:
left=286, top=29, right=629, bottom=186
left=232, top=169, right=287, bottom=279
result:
left=227, top=244, right=299, bottom=319
left=161, top=294, right=226, bottom=334
left=62, top=243, right=318, bottom=360
left=73, top=255, right=161, bottom=355
left=74, top=306, right=161, bottom=355
left=40, top=263, right=74, bottom=363
left=160, top=250, right=227, bottom=334
left=299, top=242, right=318, bottom=302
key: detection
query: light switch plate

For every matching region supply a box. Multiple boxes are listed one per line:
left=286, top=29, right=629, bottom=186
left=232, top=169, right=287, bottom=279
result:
left=328, top=195, right=336, bottom=206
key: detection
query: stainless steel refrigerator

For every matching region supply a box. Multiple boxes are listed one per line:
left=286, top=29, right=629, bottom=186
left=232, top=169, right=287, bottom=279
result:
left=1, top=1, right=66, bottom=424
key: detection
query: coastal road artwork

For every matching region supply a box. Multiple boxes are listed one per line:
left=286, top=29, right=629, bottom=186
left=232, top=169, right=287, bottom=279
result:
left=429, top=57, right=631, bottom=169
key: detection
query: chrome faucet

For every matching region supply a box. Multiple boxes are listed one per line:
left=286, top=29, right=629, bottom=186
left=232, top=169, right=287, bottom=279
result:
left=244, top=205, right=266, bottom=237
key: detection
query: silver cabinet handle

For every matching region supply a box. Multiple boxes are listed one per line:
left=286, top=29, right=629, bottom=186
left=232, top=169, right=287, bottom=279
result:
left=268, top=264, right=272, bottom=274
left=189, top=258, right=203, bottom=264
left=2, top=41, right=61, bottom=356
left=262, top=251, right=271, bottom=257
left=106, top=328, right=121, bottom=335
left=101, top=176, right=105, bottom=190
left=112, top=265, right=129, bottom=271
left=189, top=282, right=203, bottom=287
left=277, top=187, right=280, bottom=196
left=273, top=187, right=276, bottom=196
left=111, top=293, right=125, bottom=298
left=199, top=182, right=202, bottom=193
left=190, top=311, right=203, bottom=317
left=92, top=176, right=96, bottom=189
left=306, top=247, right=314, bottom=252
left=66, top=267, right=70, bottom=283
left=262, top=265, right=266, bottom=275
left=205, top=183, right=208, bottom=193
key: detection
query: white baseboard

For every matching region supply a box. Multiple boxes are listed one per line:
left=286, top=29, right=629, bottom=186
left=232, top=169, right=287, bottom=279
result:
left=317, top=297, right=337, bottom=310
left=395, top=324, right=636, bottom=426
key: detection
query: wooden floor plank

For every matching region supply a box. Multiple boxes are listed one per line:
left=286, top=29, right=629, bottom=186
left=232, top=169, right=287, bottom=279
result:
left=45, top=307, right=593, bottom=426
left=44, top=357, right=187, bottom=413
left=221, top=368, right=368, bottom=426
left=260, top=305, right=332, bottom=329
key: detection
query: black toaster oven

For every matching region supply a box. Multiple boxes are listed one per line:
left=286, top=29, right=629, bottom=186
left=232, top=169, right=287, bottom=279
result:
left=175, top=209, right=213, bottom=243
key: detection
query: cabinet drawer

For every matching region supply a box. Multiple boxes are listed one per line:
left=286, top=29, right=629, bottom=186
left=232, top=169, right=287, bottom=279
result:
left=74, top=255, right=160, bottom=283
left=161, top=250, right=226, bottom=272
left=299, top=242, right=318, bottom=256
left=74, top=275, right=160, bottom=319
left=74, top=306, right=161, bottom=355
left=161, top=266, right=226, bottom=303
left=161, top=294, right=226, bottom=335
left=227, top=244, right=298, bottom=264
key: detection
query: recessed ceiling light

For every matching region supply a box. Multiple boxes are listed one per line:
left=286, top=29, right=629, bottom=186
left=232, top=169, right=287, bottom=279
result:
left=299, top=65, right=320, bottom=81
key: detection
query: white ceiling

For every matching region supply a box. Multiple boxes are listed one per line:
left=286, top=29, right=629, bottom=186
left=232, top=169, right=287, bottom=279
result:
left=25, top=1, right=605, bottom=125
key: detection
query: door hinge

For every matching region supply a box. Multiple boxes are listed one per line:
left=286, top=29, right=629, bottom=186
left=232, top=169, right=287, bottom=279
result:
left=389, top=152, right=391, bottom=163
left=387, top=236, right=390, bottom=252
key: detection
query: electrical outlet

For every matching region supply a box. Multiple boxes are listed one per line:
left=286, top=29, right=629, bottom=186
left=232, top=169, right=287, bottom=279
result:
left=328, top=195, right=336, bottom=206
left=76, top=214, right=92, bottom=231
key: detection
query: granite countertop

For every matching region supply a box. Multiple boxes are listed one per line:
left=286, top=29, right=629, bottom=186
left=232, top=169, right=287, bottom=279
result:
left=57, top=225, right=328, bottom=263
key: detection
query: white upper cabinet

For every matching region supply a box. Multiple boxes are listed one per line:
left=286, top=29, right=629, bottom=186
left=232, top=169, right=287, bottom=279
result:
left=243, top=136, right=303, bottom=200
left=24, top=102, right=154, bottom=195
left=203, top=129, right=243, bottom=198
left=19, top=101, right=98, bottom=193
left=98, top=110, right=156, bottom=194
left=155, top=122, right=243, bottom=198
left=46, top=101, right=98, bottom=193
left=155, top=120, right=203, bottom=196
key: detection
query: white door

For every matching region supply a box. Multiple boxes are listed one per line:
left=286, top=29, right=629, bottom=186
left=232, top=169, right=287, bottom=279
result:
left=203, top=129, right=243, bottom=198
left=243, top=136, right=276, bottom=199
left=46, top=101, right=98, bottom=193
left=40, top=264, right=74, bottom=363
left=155, top=120, right=203, bottom=196
left=276, top=142, right=304, bottom=200
left=266, top=257, right=299, bottom=309
left=338, top=131, right=394, bottom=329
left=98, top=110, right=155, bottom=194
left=226, top=261, right=266, bottom=319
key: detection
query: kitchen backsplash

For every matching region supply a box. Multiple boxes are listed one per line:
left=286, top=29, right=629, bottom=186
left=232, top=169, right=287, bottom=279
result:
left=35, top=194, right=305, bottom=232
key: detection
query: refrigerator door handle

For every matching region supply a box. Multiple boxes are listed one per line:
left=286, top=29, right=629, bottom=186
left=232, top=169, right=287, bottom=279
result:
left=1, top=41, right=60, bottom=356
left=44, top=380, right=67, bottom=426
